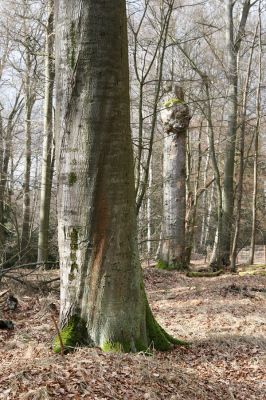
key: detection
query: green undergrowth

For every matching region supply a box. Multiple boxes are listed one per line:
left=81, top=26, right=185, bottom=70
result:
left=53, top=315, right=89, bottom=354
left=238, top=264, right=266, bottom=276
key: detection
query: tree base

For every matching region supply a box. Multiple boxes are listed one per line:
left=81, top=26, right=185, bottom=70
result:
left=53, top=315, right=90, bottom=354
left=53, top=303, right=189, bottom=354
left=156, top=259, right=188, bottom=271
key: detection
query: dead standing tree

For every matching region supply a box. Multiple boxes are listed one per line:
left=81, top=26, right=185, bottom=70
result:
left=158, top=85, right=190, bottom=270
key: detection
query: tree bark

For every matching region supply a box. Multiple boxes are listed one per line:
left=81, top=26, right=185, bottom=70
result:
left=218, top=0, right=252, bottom=266
left=158, top=85, right=190, bottom=270
left=38, top=0, right=55, bottom=263
left=54, top=0, right=184, bottom=353
left=21, top=36, right=35, bottom=253
left=230, top=20, right=258, bottom=271
left=249, top=3, right=262, bottom=265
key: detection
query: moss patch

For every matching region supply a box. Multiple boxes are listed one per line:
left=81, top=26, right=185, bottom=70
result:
left=53, top=315, right=88, bottom=354
left=238, top=264, right=266, bottom=276
left=163, top=98, right=184, bottom=108
left=145, top=297, right=188, bottom=351
left=186, top=270, right=223, bottom=278
left=102, top=338, right=147, bottom=353
left=102, top=341, right=130, bottom=353
left=68, top=171, right=77, bottom=186
left=156, top=259, right=187, bottom=271
left=67, top=21, right=76, bottom=69
left=156, top=260, right=174, bottom=270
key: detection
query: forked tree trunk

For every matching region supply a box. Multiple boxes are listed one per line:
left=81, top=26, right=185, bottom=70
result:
left=54, top=0, right=184, bottom=353
left=38, top=0, right=55, bottom=263
left=158, top=85, right=190, bottom=270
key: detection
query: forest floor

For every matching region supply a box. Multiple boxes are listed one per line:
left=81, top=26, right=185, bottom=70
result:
left=0, top=263, right=265, bottom=400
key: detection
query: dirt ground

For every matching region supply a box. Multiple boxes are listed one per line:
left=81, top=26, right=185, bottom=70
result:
left=0, top=265, right=265, bottom=400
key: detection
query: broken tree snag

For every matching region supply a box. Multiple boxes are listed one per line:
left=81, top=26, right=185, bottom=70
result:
left=6, top=294, right=18, bottom=311
left=158, top=85, right=190, bottom=270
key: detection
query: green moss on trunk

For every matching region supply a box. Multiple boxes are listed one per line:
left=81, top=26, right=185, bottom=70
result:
left=156, top=259, right=187, bottom=271
left=53, top=315, right=89, bottom=354
left=156, top=260, right=175, bottom=270
left=102, top=337, right=148, bottom=353
left=102, top=341, right=130, bottom=353
left=145, top=296, right=188, bottom=350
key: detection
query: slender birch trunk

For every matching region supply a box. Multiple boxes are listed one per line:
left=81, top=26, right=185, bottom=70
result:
left=54, top=0, right=183, bottom=353
left=38, top=0, right=55, bottom=263
left=158, top=85, right=190, bottom=270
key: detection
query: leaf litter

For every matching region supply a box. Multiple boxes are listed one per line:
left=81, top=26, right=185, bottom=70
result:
left=0, top=267, right=265, bottom=399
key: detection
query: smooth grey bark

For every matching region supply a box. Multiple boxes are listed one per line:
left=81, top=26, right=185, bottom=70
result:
left=230, top=20, right=258, bottom=271
left=218, top=0, right=253, bottom=266
left=21, top=36, right=36, bottom=252
left=185, top=124, right=203, bottom=263
left=158, top=85, right=190, bottom=269
left=38, top=0, right=55, bottom=263
left=55, top=0, right=181, bottom=353
left=249, top=3, right=262, bottom=265
left=200, top=147, right=210, bottom=249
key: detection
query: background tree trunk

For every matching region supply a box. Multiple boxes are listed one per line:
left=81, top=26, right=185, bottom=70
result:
left=158, top=85, right=190, bottom=270
left=219, top=0, right=252, bottom=266
left=21, top=34, right=36, bottom=253
left=38, top=0, right=55, bottom=263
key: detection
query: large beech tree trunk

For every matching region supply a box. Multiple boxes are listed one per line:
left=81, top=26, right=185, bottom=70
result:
left=54, top=0, right=184, bottom=353
left=158, top=85, right=190, bottom=270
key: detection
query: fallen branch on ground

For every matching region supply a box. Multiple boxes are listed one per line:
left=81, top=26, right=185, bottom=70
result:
left=186, top=270, right=224, bottom=278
